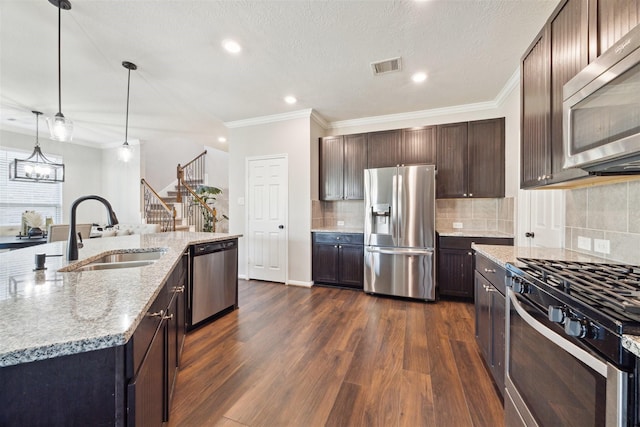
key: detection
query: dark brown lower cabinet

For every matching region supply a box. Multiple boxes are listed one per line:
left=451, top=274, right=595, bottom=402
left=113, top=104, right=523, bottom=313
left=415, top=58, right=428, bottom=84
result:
left=128, top=321, right=165, bottom=427
left=437, top=235, right=513, bottom=298
left=474, top=253, right=507, bottom=397
left=312, top=232, right=364, bottom=289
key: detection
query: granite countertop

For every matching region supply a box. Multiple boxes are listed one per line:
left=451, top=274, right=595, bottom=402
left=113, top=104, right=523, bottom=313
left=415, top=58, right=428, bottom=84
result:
left=473, top=244, right=640, bottom=358
left=0, top=231, right=241, bottom=367
left=471, top=244, right=607, bottom=269
left=311, top=227, right=363, bottom=234
left=437, top=229, right=514, bottom=239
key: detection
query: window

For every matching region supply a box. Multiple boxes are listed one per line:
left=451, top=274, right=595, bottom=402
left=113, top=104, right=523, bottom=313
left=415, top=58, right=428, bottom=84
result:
left=0, top=148, right=63, bottom=226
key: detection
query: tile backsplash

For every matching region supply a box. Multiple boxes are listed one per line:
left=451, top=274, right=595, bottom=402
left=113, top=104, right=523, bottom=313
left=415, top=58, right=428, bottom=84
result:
left=436, top=198, right=514, bottom=235
left=565, top=180, right=640, bottom=265
left=312, top=197, right=514, bottom=235
left=312, top=200, right=364, bottom=229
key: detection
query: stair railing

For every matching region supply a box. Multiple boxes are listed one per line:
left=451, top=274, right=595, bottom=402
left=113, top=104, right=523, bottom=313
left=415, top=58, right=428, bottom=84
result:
left=141, top=178, right=176, bottom=231
left=176, top=150, right=220, bottom=232
left=176, top=150, right=207, bottom=203
left=178, top=180, right=219, bottom=232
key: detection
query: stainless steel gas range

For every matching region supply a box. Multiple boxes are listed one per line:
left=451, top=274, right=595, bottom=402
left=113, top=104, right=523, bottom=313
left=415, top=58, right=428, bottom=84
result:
left=505, top=258, right=640, bottom=427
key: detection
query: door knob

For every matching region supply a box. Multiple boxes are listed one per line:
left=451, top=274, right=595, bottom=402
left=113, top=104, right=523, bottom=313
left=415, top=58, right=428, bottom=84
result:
left=278, top=225, right=284, bottom=229
left=525, top=232, right=535, bottom=238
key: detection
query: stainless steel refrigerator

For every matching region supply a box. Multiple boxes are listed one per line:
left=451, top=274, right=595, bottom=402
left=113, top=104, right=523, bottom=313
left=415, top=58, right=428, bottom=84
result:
left=364, top=165, right=436, bottom=301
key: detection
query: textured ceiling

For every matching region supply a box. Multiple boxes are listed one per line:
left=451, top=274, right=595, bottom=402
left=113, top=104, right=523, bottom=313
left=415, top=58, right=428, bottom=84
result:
left=0, top=0, right=559, bottom=150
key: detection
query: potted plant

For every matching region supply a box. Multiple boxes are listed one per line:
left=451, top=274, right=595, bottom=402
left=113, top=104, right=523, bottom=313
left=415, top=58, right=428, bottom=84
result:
left=194, top=185, right=228, bottom=232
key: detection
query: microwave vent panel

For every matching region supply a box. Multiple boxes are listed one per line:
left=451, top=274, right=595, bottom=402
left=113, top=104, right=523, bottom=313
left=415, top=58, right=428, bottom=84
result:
left=371, top=57, right=402, bottom=75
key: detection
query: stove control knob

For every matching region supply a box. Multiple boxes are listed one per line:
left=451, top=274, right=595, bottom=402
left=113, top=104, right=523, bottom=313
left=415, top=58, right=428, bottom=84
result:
left=548, top=306, right=565, bottom=323
left=565, top=318, right=587, bottom=338
left=511, top=277, right=529, bottom=294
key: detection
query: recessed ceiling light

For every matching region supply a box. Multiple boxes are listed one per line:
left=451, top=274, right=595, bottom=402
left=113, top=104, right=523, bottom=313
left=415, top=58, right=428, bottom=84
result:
left=284, top=96, right=297, bottom=105
left=222, top=39, right=242, bottom=54
left=218, top=137, right=227, bottom=143
left=412, top=72, right=427, bottom=83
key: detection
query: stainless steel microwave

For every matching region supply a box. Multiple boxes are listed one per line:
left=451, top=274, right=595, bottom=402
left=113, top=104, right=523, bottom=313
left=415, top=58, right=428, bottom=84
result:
left=563, top=24, right=640, bottom=174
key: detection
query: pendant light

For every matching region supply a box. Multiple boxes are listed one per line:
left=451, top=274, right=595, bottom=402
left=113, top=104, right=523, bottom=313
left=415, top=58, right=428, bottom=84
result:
left=118, top=61, right=137, bottom=163
left=10, top=111, right=65, bottom=183
left=46, top=0, right=74, bottom=142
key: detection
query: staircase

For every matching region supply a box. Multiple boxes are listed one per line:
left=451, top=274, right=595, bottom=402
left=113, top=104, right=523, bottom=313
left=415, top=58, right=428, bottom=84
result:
left=142, top=151, right=223, bottom=233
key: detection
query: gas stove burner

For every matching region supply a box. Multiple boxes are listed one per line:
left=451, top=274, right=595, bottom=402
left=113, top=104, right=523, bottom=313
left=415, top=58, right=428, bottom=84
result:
left=514, top=257, right=640, bottom=316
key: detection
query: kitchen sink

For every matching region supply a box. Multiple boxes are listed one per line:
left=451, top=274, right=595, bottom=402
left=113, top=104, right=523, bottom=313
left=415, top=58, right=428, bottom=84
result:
left=72, top=260, right=157, bottom=271
left=60, top=249, right=167, bottom=272
left=90, top=250, right=166, bottom=264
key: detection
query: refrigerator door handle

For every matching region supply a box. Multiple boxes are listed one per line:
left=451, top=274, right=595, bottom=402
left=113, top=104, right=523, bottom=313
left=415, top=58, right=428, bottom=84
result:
left=366, top=247, right=434, bottom=256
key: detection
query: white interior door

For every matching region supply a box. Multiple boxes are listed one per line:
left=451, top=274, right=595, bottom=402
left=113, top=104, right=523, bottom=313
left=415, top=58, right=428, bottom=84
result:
left=517, top=189, right=564, bottom=248
left=247, top=156, right=288, bottom=283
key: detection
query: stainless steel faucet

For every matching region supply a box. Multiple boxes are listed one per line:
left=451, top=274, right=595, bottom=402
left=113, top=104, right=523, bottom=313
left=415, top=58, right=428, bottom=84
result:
left=67, top=195, right=119, bottom=260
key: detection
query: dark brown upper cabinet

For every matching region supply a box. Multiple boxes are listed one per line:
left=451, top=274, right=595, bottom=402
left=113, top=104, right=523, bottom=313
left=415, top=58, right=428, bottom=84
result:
left=436, top=118, right=505, bottom=199
left=436, top=122, right=468, bottom=198
left=521, top=29, right=551, bottom=189
left=401, top=126, right=437, bottom=165
left=588, top=0, right=640, bottom=62
left=319, top=134, right=367, bottom=201
left=367, top=130, right=401, bottom=168
left=520, top=0, right=639, bottom=189
left=468, top=118, right=505, bottom=198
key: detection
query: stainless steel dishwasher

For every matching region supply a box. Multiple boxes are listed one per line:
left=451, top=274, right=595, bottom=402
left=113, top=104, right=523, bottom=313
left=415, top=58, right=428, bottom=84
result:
left=189, top=239, right=238, bottom=328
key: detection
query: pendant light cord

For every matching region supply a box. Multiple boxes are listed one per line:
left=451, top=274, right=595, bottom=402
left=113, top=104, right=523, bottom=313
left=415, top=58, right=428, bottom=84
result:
left=36, top=113, right=40, bottom=147
left=125, top=68, right=131, bottom=142
left=57, top=6, right=62, bottom=114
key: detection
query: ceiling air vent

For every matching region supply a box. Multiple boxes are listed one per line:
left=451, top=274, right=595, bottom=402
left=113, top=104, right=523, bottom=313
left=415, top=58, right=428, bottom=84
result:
left=371, top=57, right=402, bottom=75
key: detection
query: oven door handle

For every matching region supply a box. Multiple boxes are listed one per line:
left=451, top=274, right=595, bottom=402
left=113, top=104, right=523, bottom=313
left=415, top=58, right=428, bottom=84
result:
left=508, top=289, right=608, bottom=377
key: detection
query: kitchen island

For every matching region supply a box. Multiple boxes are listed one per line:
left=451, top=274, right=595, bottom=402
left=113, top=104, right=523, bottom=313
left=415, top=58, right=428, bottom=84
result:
left=0, top=231, right=241, bottom=426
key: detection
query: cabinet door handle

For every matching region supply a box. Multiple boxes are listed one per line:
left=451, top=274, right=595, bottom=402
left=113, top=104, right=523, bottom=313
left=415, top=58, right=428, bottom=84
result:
left=463, top=193, right=467, bottom=197
left=163, top=313, right=174, bottom=321
left=148, top=310, right=164, bottom=318
left=469, top=193, right=473, bottom=197
left=334, top=245, right=338, bottom=248
left=484, top=268, right=496, bottom=274
left=467, top=252, right=473, bottom=256
left=173, top=285, right=185, bottom=293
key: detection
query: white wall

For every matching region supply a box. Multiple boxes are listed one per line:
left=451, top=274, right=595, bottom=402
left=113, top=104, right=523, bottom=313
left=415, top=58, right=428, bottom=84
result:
left=0, top=129, right=104, bottom=224
left=497, top=84, right=521, bottom=199
left=228, top=116, right=312, bottom=285
left=101, top=143, right=142, bottom=224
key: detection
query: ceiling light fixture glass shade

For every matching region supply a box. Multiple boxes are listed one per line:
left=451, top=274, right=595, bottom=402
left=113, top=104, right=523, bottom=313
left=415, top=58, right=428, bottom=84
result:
left=119, top=61, right=137, bottom=163
left=10, top=111, right=65, bottom=183
left=47, top=0, right=74, bottom=142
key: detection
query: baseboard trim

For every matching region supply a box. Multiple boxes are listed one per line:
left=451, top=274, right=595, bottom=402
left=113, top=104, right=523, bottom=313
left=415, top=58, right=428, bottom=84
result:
left=287, top=280, right=313, bottom=288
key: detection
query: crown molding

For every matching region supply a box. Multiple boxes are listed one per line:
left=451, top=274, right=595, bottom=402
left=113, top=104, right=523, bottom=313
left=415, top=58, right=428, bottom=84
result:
left=494, top=68, right=520, bottom=107
left=310, top=109, right=329, bottom=129
left=212, top=72, right=521, bottom=132
left=328, top=72, right=520, bottom=130
left=328, top=100, right=497, bottom=130
left=225, top=108, right=315, bottom=129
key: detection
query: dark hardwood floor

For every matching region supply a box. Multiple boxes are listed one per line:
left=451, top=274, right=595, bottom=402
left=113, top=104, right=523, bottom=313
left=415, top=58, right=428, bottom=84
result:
left=168, top=280, right=504, bottom=427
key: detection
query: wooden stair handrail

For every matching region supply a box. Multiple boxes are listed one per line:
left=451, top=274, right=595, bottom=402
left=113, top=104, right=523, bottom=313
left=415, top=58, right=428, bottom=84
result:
left=178, top=150, right=207, bottom=171
left=179, top=178, right=217, bottom=219
left=176, top=150, right=207, bottom=203
left=140, top=178, right=177, bottom=231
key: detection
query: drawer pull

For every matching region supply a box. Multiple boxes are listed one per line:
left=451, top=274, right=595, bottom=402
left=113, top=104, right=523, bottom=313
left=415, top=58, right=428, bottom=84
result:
left=173, top=285, right=185, bottom=293
left=484, top=268, right=496, bottom=274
